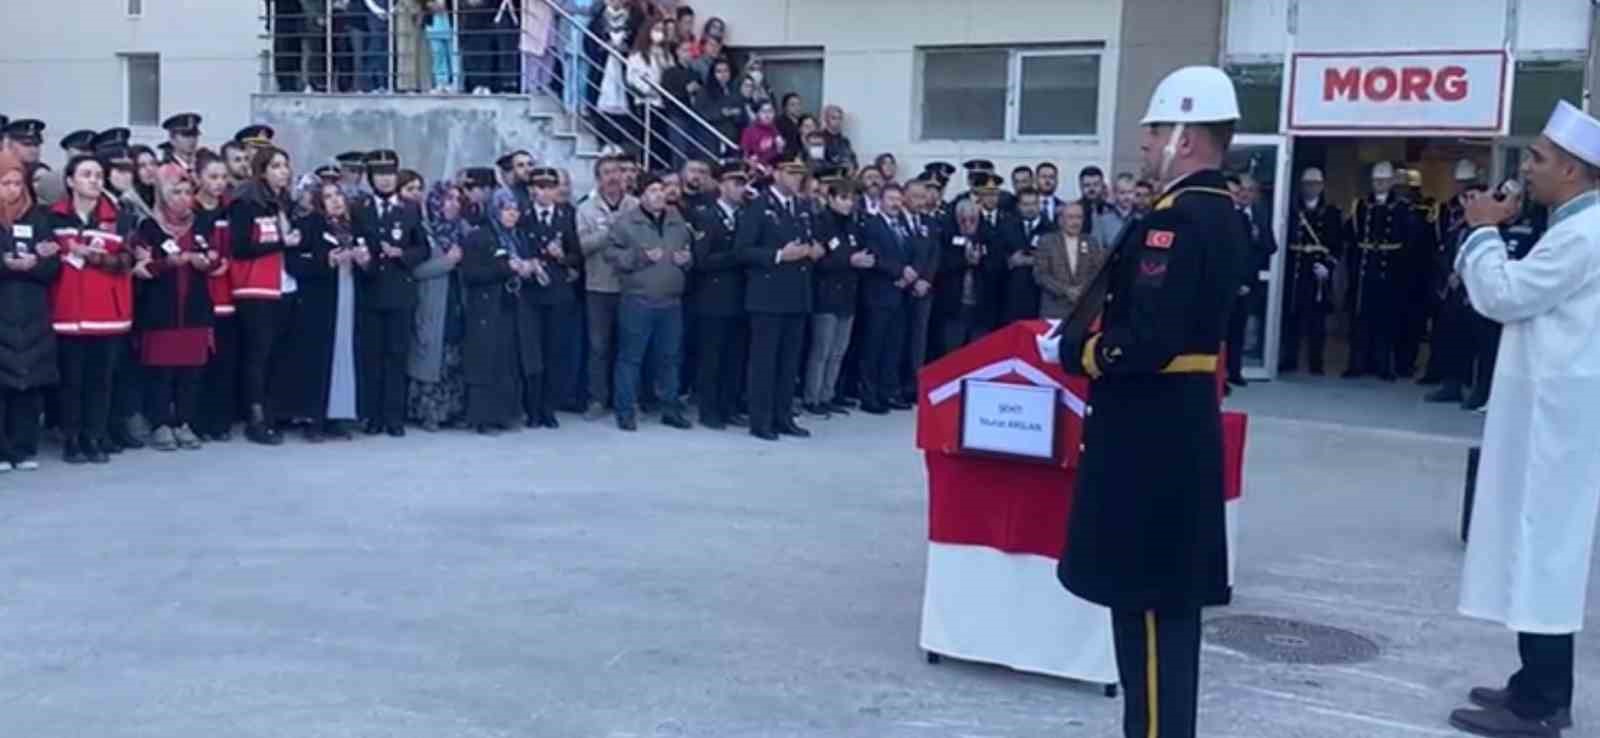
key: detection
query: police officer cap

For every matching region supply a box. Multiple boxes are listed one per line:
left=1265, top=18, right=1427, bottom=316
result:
left=962, top=159, right=995, bottom=173
left=463, top=167, right=497, bottom=189
left=1300, top=167, right=1324, bottom=183
left=162, top=112, right=202, bottom=137
left=315, top=164, right=341, bottom=182
left=1541, top=100, right=1600, bottom=168
left=96, top=143, right=133, bottom=168
left=234, top=124, right=275, bottom=146
left=1371, top=161, right=1396, bottom=180
left=1141, top=66, right=1240, bottom=125
left=365, top=149, right=400, bottom=173
left=3, top=119, right=45, bottom=145
left=1453, top=159, right=1480, bottom=182
left=715, top=160, right=750, bottom=181
left=60, top=129, right=97, bottom=152
left=974, top=172, right=1005, bottom=192
left=776, top=154, right=809, bottom=175
left=335, top=151, right=367, bottom=169
left=923, top=161, right=956, bottom=180
left=92, top=127, right=132, bottom=150
left=529, top=166, right=560, bottom=186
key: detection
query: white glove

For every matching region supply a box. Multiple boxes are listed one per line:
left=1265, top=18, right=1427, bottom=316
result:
left=1312, top=263, right=1330, bottom=280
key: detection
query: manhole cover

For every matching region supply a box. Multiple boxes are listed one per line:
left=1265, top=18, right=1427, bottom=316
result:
left=1205, top=615, right=1380, bottom=665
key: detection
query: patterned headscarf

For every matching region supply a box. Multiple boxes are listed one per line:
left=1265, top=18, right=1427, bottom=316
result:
left=152, top=163, right=195, bottom=239
left=425, top=180, right=473, bottom=254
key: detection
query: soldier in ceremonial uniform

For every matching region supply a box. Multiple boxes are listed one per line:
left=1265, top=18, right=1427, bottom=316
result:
left=161, top=113, right=202, bottom=172
left=1397, top=167, right=1438, bottom=378
left=1280, top=167, right=1343, bottom=374
left=1052, top=65, right=1246, bottom=738
left=352, top=149, right=430, bottom=436
left=1343, top=161, right=1410, bottom=380
left=1424, top=160, right=1487, bottom=404
left=688, top=161, right=751, bottom=429
left=737, top=155, right=818, bottom=441
left=518, top=167, right=584, bottom=428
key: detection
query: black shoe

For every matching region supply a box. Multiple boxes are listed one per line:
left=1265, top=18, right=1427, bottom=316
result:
left=1308, top=366, right=1325, bottom=376
left=750, top=428, right=779, bottom=441
left=727, top=413, right=749, bottom=427
left=100, top=434, right=125, bottom=454
left=888, top=399, right=915, bottom=411
left=1468, top=687, right=1573, bottom=729
left=110, top=426, right=143, bottom=451
left=1425, top=385, right=1465, bottom=403
left=386, top=424, right=406, bottom=438
left=476, top=424, right=500, bottom=436
left=860, top=402, right=889, bottom=415
left=834, top=397, right=858, bottom=409
left=1417, top=374, right=1443, bottom=386
left=1377, top=372, right=1397, bottom=382
left=364, top=420, right=383, bottom=436
left=1449, top=706, right=1562, bottom=738
left=1279, top=363, right=1298, bottom=374
left=63, top=438, right=87, bottom=465
left=777, top=422, right=811, bottom=438
left=617, top=416, right=638, bottom=432
left=539, top=413, right=560, bottom=429
left=304, top=425, right=325, bottom=444
left=803, top=402, right=832, bottom=418
left=662, top=413, right=692, bottom=430
left=1342, top=369, right=1365, bottom=379
left=826, top=400, right=852, bottom=416
left=324, top=421, right=354, bottom=441
left=84, top=438, right=110, bottom=464
left=1227, top=376, right=1248, bottom=388
left=700, top=416, right=726, bottom=430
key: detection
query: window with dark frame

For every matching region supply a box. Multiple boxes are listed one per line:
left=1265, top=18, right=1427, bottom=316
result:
left=920, top=45, right=1103, bottom=141
left=124, top=54, right=161, bottom=127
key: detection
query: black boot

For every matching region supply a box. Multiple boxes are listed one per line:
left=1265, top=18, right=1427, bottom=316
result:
left=84, top=437, right=110, bottom=464
left=63, top=437, right=87, bottom=465
left=245, top=404, right=282, bottom=446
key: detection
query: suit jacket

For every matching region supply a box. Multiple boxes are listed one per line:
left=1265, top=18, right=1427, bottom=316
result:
left=977, top=209, right=1022, bottom=327
left=904, top=209, right=940, bottom=304
left=353, top=195, right=430, bottom=311
left=736, top=190, right=815, bottom=315
left=520, top=202, right=584, bottom=305
left=1033, top=232, right=1107, bottom=319
left=1002, top=214, right=1052, bottom=322
left=689, top=200, right=745, bottom=316
left=861, top=211, right=914, bottom=309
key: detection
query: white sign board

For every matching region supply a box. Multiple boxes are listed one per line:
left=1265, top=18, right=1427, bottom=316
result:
left=1288, top=51, right=1509, bottom=135
left=959, top=381, right=1058, bottom=462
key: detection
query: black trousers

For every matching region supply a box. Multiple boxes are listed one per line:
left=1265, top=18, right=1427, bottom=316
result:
left=1112, top=608, right=1202, bottom=738
left=1348, top=313, right=1395, bottom=376
left=860, top=303, right=907, bottom=407
left=357, top=308, right=411, bottom=428
left=695, top=314, right=746, bottom=423
left=1226, top=294, right=1248, bottom=380
left=747, top=312, right=806, bottom=435
left=1464, top=314, right=1501, bottom=406
left=1432, top=297, right=1471, bottom=388
left=238, top=300, right=292, bottom=414
left=144, top=366, right=203, bottom=427
left=110, top=336, right=143, bottom=425
left=1281, top=306, right=1329, bottom=373
left=58, top=335, right=119, bottom=442
left=0, top=388, right=42, bottom=462
left=530, top=303, right=566, bottom=418
left=197, top=317, right=240, bottom=435
left=1506, top=632, right=1574, bottom=719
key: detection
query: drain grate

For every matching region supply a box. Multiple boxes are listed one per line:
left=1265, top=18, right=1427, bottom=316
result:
left=1205, top=614, right=1380, bottom=665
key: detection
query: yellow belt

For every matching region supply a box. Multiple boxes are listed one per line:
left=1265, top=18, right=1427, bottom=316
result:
left=1290, top=244, right=1329, bottom=254
left=1358, top=242, right=1404, bottom=252
left=1161, top=354, right=1218, bottom=374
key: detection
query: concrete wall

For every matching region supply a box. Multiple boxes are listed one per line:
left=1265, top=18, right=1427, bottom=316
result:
left=251, top=94, right=591, bottom=193
left=1110, top=0, right=1225, bottom=178
left=686, top=0, right=1123, bottom=199
left=0, top=0, right=263, bottom=168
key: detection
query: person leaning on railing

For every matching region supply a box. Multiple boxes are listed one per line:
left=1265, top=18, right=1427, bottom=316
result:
left=625, top=17, right=676, bottom=171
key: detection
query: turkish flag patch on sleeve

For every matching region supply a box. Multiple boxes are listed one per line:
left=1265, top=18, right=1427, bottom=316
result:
left=1145, top=229, right=1175, bottom=249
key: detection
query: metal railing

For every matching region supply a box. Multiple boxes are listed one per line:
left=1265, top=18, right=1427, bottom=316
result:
left=259, top=0, right=739, bottom=170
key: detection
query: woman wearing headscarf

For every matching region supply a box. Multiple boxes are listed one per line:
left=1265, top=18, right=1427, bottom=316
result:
left=48, top=155, right=135, bottom=464
left=275, top=181, right=363, bottom=443
left=0, top=152, right=62, bottom=470
left=131, top=164, right=216, bottom=451
left=228, top=145, right=302, bottom=445
left=192, top=151, right=239, bottom=441
left=458, top=188, right=543, bottom=434
left=407, top=181, right=468, bottom=431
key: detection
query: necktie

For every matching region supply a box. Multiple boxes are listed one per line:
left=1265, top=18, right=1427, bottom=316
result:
left=785, top=200, right=795, bottom=219
left=542, top=210, right=552, bottom=228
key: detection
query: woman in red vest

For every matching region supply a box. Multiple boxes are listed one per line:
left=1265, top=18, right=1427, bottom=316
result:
left=47, top=155, right=134, bottom=464
left=228, top=145, right=300, bottom=445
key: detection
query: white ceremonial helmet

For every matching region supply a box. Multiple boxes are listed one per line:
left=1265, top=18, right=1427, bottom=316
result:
left=1301, top=167, right=1325, bottom=183
left=1141, top=66, right=1242, bottom=126
left=1454, top=159, right=1480, bottom=182
left=1371, top=161, right=1396, bottom=180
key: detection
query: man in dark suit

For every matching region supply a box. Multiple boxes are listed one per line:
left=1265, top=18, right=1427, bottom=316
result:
left=899, top=176, right=942, bottom=403
left=1225, top=172, right=1277, bottom=387
left=1002, top=187, right=1052, bottom=323
left=737, top=155, right=818, bottom=441
left=974, top=172, right=1021, bottom=333
left=688, top=161, right=751, bottom=430
left=858, top=183, right=917, bottom=414
left=353, top=149, right=430, bottom=435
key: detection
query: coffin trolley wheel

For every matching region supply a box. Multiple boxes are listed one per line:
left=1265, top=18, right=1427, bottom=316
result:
left=925, top=651, right=942, bottom=665
left=1104, top=683, right=1119, bottom=698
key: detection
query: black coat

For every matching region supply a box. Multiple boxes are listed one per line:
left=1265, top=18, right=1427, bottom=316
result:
left=689, top=200, right=745, bottom=317
left=1055, top=169, right=1245, bottom=611
left=131, top=219, right=215, bottom=332
left=519, top=202, right=584, bottom=306
left=812, top=207, right=865, bottom=316
left=1002, top=214, right=1052, bottom=323
left=737, top=191, right=815, bottom=315
left=0, top=207, right=60, bottom=390
left=931, top=224, right=1000, bottom=320
left=861, top=212, right=913, bottom=310
left=1286, top=198, right=1344, bottom=313
left=353, top=196, right=430, bottom=312
left=976, top=210, right=1021, bottom=328
left=276, top=213, right=357, bottom=421
left=459, top=226, right=543, bottom=383
left=1346, top=195, right=1412, bottom=318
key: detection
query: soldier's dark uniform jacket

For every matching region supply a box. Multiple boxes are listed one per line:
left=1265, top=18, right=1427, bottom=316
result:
left=1055, top=169, right=1245, bottom=611
left=687, top=201, right=745, bottom=317
left=1286, top=197, right=1343, bottom=313
left=1345, top=194, right=1411, bottom=318
left=736, top=191, right=815, bottom=315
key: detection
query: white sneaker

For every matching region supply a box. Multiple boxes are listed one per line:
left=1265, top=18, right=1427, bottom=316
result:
left=15, top=460, right=38, bottom=471
left=0, top=461, right=14, bottom=472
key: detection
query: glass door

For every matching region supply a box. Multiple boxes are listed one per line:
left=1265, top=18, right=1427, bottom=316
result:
left=1224, top=134, right=1293, bottom=380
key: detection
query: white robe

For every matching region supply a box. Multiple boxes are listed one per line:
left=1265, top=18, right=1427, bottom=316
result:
left=1456, top=189, right=1600, bottom=634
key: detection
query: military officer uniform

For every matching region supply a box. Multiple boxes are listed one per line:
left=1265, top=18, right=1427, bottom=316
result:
left=1281, top=174, right=1344, bottom=374
left=736, top=157, right=816, bottom=441
left=1398, top=176, right=1438, bottom=378
left=352, top=150, right=430, bottom=434
left=161, top=113, right=202, bottom=172
left=688, top=162, right=751, bottom=429
left=1425, top=183, right=1486, bottom=403
left=1054, top=66, right=1247, bottom=738
left=519, top=167, right=584, bottom=427
left=1344, top=174, right=1411, bottom=380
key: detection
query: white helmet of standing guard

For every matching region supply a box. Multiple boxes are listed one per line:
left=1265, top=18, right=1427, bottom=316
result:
left=1141, top=66, right=1242, bottom=125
